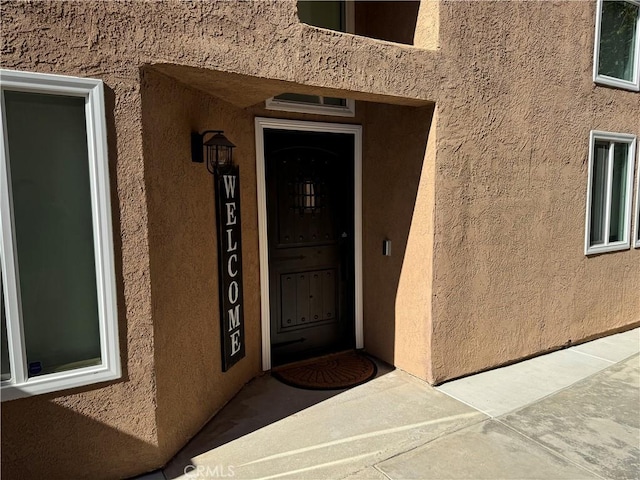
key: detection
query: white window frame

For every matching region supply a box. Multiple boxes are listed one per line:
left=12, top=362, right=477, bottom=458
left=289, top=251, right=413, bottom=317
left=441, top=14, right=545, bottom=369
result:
left=0, top=69, right=120, bottom=401
left=635, top=160, right=640, bottom=247
left=265, top=95, right=356, bottom=117
left=584, top=130, right=637, bottom=255
left=593, top=0, right=640, bottom=91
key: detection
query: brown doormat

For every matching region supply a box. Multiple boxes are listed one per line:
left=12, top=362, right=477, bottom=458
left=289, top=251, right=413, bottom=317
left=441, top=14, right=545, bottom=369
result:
left=272, top=351, right=377, bottom=390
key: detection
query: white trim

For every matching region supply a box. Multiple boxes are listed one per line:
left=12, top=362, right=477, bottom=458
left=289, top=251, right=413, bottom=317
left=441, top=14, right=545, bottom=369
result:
left=584, top=130, right=637, bottom=255
left=255, top=117, right=363, bottom=371
left=635, top=146, right=640, bottom=248
left=265, top=97, right=356, bottom=118
left=0, top=92, right=26, bottom=388
left=0, top=69, right=120, bottom=400
left=593, top=0, right=640, bottom=91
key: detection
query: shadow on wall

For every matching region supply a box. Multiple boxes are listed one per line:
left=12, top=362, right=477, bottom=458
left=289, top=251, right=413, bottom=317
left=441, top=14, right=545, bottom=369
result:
left=139, top=66, right=265, bottom=467
left=104, top=84, right=130, bottom=386
left=0, top=84, right=163, bottom=480
left=1, top=398, right=161, bottom=480
left=362, top=103, right=434, bottom=375
left=355, top=1, right=421, bottom=45
left=0, top=86, right=434, bottom=480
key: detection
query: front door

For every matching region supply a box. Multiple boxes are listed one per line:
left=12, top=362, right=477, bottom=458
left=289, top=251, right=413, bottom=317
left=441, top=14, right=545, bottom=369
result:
left=264, top=129, right=355, bottom=366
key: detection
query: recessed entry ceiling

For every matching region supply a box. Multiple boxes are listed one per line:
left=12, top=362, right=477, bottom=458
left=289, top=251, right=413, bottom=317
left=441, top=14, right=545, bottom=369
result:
left=149, top=64, right=432, bottom=109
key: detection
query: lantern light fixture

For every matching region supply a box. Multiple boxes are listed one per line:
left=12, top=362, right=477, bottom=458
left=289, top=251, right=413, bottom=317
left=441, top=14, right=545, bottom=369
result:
left=191, top=130, right=236, bottom=175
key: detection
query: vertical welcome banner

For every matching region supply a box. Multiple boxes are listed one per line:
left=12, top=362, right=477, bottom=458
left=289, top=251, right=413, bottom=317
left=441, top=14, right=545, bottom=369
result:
left=215, top=166, right=245, bottom=371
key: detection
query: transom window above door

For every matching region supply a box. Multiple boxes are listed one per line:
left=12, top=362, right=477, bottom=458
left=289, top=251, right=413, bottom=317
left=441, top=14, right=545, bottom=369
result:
left=265, top=93, right=355, bottom=117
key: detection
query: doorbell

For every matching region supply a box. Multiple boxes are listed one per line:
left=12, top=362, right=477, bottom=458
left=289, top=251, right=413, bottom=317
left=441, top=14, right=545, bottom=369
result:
left=383, top=239, right=391, bottom=256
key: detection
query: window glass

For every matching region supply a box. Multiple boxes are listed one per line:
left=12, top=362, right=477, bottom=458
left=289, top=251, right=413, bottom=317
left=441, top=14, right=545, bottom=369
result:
left=323, top=97, right=347, bottom=107
left=590, top=141, right=609, bottom=245
left=598, top=1, right=639, bottom=82
left=609, top=143, right=629, bottom=242
left=1, top=274, right=10, bottom=381
left=274, top=93, right=322, bottom=105
left=272, top=94, right=348, bottom=108
left=267, top=94, right=354, bottom=117
left=297, top=1, right=345, bottom=31
left=4, top=91, right=101, bottom=377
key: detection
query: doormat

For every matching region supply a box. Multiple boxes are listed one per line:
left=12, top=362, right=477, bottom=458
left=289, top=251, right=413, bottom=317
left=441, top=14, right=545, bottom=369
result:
left=272, top=351, right=377, bottom=390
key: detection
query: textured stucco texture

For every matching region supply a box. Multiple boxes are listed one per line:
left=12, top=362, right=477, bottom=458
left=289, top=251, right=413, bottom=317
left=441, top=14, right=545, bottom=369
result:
left=430, top=0, right=639, bottom=383
left=1, top=0, right=638, bottom=478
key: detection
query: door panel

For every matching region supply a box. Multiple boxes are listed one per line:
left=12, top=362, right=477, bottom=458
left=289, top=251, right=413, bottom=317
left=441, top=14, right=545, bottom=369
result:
left=265, top=129, right=355, bottom=365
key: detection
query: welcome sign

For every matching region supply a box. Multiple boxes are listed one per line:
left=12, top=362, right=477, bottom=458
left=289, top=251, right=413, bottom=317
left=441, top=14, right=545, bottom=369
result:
left=215, top=166, right=245, bottom=371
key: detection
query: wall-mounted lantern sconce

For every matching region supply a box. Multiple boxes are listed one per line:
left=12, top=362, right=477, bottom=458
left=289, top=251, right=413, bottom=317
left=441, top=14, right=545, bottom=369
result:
left=191, top=130, right=245, bottom=371
left=191, top=130, right=236, bottom=175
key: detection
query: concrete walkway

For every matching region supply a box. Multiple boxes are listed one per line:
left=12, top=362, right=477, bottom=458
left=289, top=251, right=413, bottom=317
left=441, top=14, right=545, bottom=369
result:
left=141, top=328, right=639, bottom=480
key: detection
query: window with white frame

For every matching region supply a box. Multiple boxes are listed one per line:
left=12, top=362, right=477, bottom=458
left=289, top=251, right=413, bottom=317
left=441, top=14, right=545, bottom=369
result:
left=593, top=0, right=640, bottom=91
left=0, top=70, right=120, bottom=400
left=585, top=131, right=637, bottom=255
left=265, top=94, right=356, bottom=117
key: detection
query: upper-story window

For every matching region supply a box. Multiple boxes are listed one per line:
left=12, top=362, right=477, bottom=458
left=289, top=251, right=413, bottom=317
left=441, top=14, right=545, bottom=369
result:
left=0, top=70, right=120, bottom=400
left=593, top=0, right=640, bottom=91
left=297, top=0, right=354, bottom=33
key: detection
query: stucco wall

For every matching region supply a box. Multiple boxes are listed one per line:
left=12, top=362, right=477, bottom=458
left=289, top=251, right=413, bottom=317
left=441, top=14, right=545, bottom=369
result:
left=140, top=68, right=265, bottom=459
left=2, top=0, right=638, bottom=476
left=394, top=107, right=438, bottom=380
left=0, top=24, right=158, bottom=480
left=430, top=0, right=640, bottom=383
left=0, top=2, right=436, bottom=478
left=0, top=1, right=436, bottom=477
left=361, top=103, right=435, bottom=379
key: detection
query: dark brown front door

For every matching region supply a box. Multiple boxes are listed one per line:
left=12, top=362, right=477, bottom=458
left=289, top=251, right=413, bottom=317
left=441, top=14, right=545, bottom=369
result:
left=265, top=129, right=355, bottom=366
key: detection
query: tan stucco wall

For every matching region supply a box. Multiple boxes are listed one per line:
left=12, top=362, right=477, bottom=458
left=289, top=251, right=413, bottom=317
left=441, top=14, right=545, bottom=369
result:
left=140, top=68, right=265, bottom=459
left=2, top=0, right=638, bottom=476
left=1, top=6, right=159, bottom=480
left=394, top=108, right=438, bottom=381
left=414, top=0, right=439, bottom=50
left=361, top=103, right=435, bottom=379
left=429, top=0, right=640, bottom=383
left=1, top=1, right=436, bottom=477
